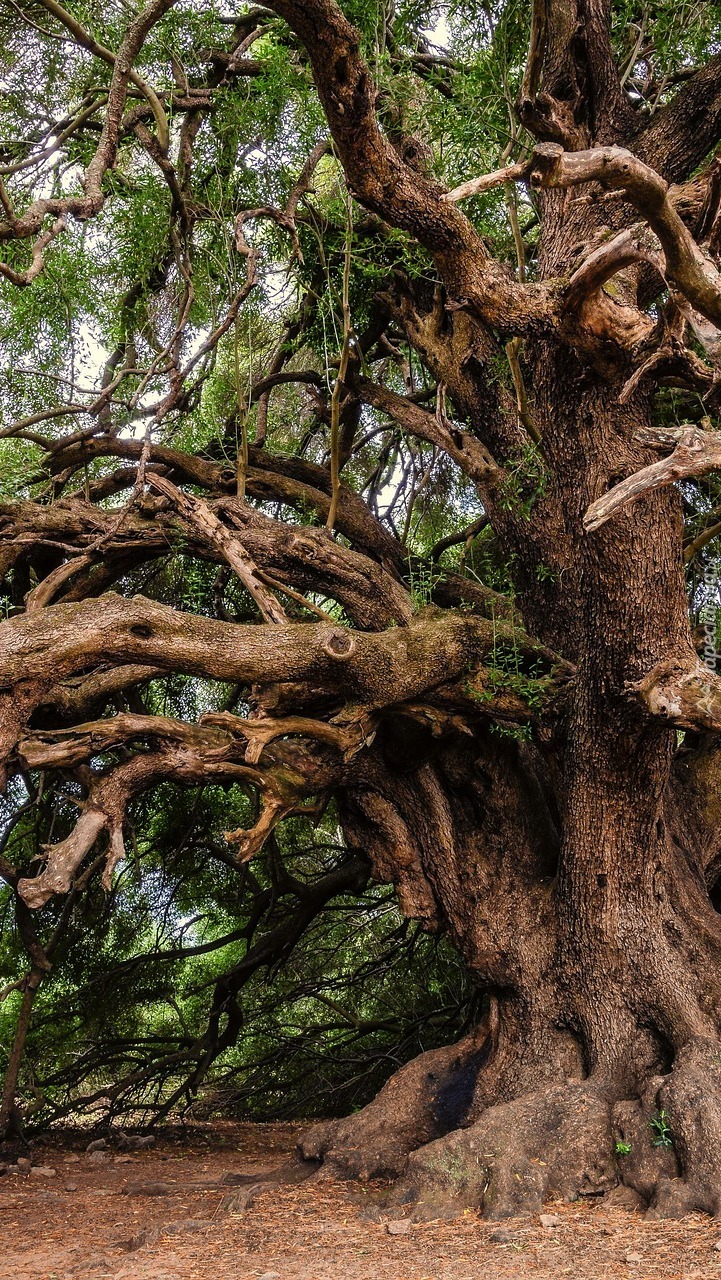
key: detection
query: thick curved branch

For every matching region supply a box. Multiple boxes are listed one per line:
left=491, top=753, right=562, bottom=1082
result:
left=17, top=713, right=233, bottom=771
left=0, top=593, right=550, bottom=778
left=18, top=709, right=376, bottom=772
left=0, top=595, right=526, bottom=703
left=36, top=0, right=170, bottom=151
left=261, top=0, right=551, bottom=333
left=15, top=650, right=558, bottom=911
left=0, top=493, right=412, bottom=629
left=199, top=708, right=377, bottom=765
left=447, top=143, right=721, bottom=335
left=40, top=665, right=164, bottom=721
left=564, top=224, right=664, bottom=313
left=356, top=378, right=501, bottom=486
left=584, top=423, right=721, bottom=532
left=0, top=216, right=67, bottom=286
left=527, top=143, right=721, bottom=332
left=39, top=437, right=405, bottom=570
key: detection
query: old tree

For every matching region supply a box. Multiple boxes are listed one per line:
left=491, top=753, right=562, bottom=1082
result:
left=5, top=0, right=721, bottom=1219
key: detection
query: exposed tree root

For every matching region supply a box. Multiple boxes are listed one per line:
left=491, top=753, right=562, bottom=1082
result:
left=298, top=1028, right=490, bottom=1180
left=300, top=1035, right=721, bottom=1221
left=387, top=1082, right=617, bottom=1220
left=612, top=1089, right=679, bottom=1206
left=650, top=1038, right=721, bottom=1217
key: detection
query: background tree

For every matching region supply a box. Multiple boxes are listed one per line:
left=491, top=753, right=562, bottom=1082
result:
left=3, top=0, right=721, bottom=1220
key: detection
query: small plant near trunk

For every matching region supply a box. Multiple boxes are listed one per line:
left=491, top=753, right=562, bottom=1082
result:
left=614, top=1140, right=632, bottom=1157
left=407, top=557, right=443, bottom=610
left=650, top=1110, right=674, bottom=1149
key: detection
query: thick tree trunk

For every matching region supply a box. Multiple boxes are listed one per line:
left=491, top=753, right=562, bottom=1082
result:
left=6, top=0, right=721, bottom=1218
left=299, top=363, right=721, bottom=1220
left=302, top=740, right=721, bottom=1218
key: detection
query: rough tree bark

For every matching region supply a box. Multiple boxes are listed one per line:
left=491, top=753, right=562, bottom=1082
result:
left=4, top=0, right=721, bottom=1222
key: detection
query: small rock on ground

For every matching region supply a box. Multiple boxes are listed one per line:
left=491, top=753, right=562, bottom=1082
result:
left=387, top=1219, right=411, bottom=1235
left=87, top=1150, right=110, bottom=1164
left=604, top=1185, right=645, bottom=1211
left=539, top=1213, right=561, bottom=1228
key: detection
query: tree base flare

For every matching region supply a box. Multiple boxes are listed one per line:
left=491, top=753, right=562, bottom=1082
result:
left=389, top=1083, right=617, bottom=1220
left=299, top=1030, right=490, bottom=1181
left=299, top=1037, right=721, bottom=1221
left=650, top=1038, right=721, bottom=1218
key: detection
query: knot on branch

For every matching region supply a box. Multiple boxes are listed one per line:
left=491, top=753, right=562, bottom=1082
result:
left=322, top=628, right=356, bottom=660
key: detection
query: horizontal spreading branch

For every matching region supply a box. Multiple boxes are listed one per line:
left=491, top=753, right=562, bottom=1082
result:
left=19, top=708, right=377, bottom=772
left=17, top=640, right=561, bottom=909
left=0, top=592, right=554, bottom=777
left=630, top=654, right=721, bottom=734
left=0, top=592, right=534, bottom=701
left=0, top=491, right=412, bottom=630
left=443, top=161, right=528, bottom=205
left=584, top=423, right=721, bottom=532
left=41, top=665, right=165, bottom=721
left=199, top=709, right=377, bottom=765
left=36, top=436, right=404, bottom=572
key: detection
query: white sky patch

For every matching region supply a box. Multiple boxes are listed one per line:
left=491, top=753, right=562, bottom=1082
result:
left=75, top=321, right=109, bottom=389
left=423, top=11, right=450, bottom=49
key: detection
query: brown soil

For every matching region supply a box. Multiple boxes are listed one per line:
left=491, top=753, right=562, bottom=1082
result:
left=2, top=1122, right=721, bottom=1280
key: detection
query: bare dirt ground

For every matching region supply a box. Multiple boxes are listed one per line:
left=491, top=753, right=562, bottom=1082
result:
left=2, top=1121, right=721, bottom=1280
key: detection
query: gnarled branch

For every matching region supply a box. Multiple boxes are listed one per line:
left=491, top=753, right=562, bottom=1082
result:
left=630, top=654, right=721, bottom=735
left=356, top=377, right=501, bottom=486
left=584, top=423, right=721, bottom=532
left=446, top=143, right=721, bottom=336
left=145, top=474, right=288, bottom=624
